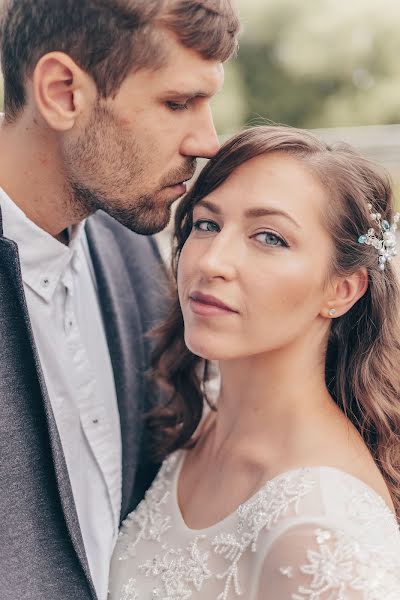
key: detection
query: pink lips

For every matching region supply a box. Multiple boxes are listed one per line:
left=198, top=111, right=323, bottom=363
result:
left=167, top=182, right=187, bottom=196
left=189, top=291, right=238, bottom=317
left=167, top=176, right=192, bottom=195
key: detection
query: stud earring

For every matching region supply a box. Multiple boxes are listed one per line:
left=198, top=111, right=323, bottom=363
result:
left=328, top=308, right=337, bottom=317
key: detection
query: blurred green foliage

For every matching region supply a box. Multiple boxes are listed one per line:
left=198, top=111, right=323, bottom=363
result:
left=212, top=0, right=400, bottom=134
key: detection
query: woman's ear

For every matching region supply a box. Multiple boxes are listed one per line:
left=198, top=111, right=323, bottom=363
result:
left=322, top=267, right=368, bottom=319
left=32, top=51, right=97, bottom=131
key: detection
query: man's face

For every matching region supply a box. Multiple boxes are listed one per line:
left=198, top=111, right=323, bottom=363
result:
left=62, top=31, right=224, bottom=234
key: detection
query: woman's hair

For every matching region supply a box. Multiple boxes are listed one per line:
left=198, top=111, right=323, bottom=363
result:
left=149, top=125, right=400, bottom=518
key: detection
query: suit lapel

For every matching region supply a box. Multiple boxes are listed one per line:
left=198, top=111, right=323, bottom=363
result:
left=0, top=207, right=95, bottom=597
left=85, top=214, right=145, bottom=520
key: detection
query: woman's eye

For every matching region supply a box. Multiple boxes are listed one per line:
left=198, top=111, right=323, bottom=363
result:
left=254, top=231, right=287, bottom=247
left=193, top=219, right=219, bottom=233
left=167, top=101, right=189, bottom=111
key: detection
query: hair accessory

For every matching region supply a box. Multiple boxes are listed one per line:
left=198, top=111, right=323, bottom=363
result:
left=358, top=204, right=400, bottom=271
left=328, top=308, right=336, bottom=317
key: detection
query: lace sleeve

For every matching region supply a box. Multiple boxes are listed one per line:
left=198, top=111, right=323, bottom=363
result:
left=256, top=522, right=400, bottom=600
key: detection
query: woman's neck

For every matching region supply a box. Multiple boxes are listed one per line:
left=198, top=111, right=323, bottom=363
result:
left=207, top=338, right=341, bottom=469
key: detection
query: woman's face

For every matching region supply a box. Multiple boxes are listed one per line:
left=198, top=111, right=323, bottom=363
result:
left=177, top=151, right=335, bottom=361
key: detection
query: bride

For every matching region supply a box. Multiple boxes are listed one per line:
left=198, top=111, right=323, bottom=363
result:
left=108, top=126, right=400, bottom=599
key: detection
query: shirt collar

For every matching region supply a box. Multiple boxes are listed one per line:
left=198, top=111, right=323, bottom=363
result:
left=0, top=186, right=86, bottom=302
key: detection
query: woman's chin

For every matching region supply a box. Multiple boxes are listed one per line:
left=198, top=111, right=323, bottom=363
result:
left=187, top=346, right=220, bottom=361
left=184, top=336, right=232, bottom=361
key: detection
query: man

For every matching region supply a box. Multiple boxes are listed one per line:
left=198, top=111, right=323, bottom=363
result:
left=0, top=1, right=240, bottom=598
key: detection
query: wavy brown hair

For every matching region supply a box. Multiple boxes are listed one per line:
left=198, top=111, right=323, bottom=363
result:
left=149, top=126, right=400, bottom=518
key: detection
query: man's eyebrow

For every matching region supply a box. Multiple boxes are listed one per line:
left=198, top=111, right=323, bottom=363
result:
left=195, top=200, right=301, bottom=229
left=164, top=90, right=210, bottom=99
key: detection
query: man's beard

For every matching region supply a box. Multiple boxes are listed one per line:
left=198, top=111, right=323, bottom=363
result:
left=63, top=102, right=196, bottom=235
left=70, top=182, right=176, bottom=235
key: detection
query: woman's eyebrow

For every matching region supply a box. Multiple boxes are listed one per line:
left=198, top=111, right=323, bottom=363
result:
left=195, top=200, right=301, bottom=229
left=244, top=207, right=301, bottom=229
left=196, top=200, right=222, bottom=214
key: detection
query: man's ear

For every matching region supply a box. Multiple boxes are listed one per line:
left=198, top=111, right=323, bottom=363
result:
left=32, top=52, right=97, bottom=131
left=321, top=267, right=368, bottom=319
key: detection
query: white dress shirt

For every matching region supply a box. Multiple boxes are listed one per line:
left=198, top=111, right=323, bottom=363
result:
left=0, top=187, right=122, bottom=600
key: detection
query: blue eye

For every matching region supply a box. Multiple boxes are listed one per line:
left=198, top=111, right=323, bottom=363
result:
left=193, top=219, right=219, bottom=233
left=254, top=231, right=287, bottom=247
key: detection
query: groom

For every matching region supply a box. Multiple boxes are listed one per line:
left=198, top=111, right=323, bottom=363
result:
left=0, top=1, right=239, bottom=599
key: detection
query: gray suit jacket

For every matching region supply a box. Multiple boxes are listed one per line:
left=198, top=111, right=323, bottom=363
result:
left=0, top=208, right=166, bottom=599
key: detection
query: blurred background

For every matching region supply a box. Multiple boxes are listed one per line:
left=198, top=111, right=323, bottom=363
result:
left=210, top=0, right=400, bottom=199
left=2, top=0, right=400, bottom=197
left=213, top=0, right=400, bottom=135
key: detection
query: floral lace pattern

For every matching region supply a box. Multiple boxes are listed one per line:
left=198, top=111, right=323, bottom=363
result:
left=119, top=578, right=138, bottom=600
left=115, top=457, right=315, bottom=599
left=139, top=536, right=211, bottom=600
left=212, top=469, right=315, bottom=600
left=347, top=485, right=398, bottom=540
left=280, top=527, right=400, bottom=600
left=109, top=456, right=400, bottom=600
left=117, top=454, right=178, bottom=561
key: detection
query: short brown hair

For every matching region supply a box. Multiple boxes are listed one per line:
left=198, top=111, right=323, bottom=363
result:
left=0, top=0, right=240, bottom=121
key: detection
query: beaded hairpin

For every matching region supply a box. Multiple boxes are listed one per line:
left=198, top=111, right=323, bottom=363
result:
left=358, top=204, right=399, bottom=271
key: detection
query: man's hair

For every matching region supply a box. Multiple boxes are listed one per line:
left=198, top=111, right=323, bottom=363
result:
left=0, top=0, right=240, bottom=122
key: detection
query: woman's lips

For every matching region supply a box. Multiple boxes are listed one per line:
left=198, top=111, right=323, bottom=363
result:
left=189, top=291, right=238, bottom=316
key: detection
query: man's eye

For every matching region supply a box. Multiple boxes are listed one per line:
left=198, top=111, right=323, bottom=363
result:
left=166, top=101, right=189, bottom=111
left=193, top=219, right=219, bottom=233
left=254, top=231, right=287, bottom=247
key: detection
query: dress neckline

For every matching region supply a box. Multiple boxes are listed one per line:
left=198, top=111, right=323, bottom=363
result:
left=171, top=450, right=397, bottom=534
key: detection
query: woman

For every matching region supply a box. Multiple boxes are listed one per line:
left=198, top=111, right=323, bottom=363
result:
left=109, top=126, right=400, bottom=599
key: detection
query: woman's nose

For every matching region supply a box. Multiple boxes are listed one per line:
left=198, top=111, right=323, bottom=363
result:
left=196, top=236, right=238, bottom=281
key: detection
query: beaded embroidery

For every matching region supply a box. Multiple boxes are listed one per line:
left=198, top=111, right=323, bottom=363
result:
left=116, top=459, right=315, bottom=599
left=281, top=527, right=400, bottom=600
left=139, top=536, right=211, bottom=600
left=120, top=578, right=138, bottom=600
left=111, top=457, right=400, bottom=600
left=212, top=469, right=315, bottom=600
left=118, top=454, right=178, bottom=561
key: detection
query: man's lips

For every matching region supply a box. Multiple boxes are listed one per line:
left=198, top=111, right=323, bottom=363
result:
left=166, top=173, right=194, bottom=189
left=167, top=182, right=187, bottom=195
left=189, top=291, right=238, bottom=316
left=165, top=177, right=193, bottom=196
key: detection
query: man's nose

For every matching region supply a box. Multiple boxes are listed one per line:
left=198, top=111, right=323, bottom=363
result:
left=180, top=105, right=220, bottom=159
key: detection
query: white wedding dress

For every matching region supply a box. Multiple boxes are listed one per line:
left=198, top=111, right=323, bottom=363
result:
left=108, top=451, right=400, bottom=599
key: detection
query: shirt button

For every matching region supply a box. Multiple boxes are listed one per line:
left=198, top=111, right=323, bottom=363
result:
left=92, top=419, right=99, bottom=425
left=41, top=278, right=50, bottom=288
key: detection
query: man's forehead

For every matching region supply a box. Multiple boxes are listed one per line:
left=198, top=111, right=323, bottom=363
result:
left=160, top=63, right=224, bottom=98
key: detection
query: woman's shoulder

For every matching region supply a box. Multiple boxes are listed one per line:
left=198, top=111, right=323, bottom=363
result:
left=251, top=466, right=400, bottom=599
left=138, top=457, right=398, bottom=539
left=280, top=465, right=395, bottom=520
left=309, top=465, right=397, bottom=526
left=257, top=509, right=400, bottom=599
left=238, top=465, right=399, bottom=552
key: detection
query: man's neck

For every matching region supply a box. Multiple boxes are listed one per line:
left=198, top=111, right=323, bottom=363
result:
left=0, top=114, right=87, bottom=237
